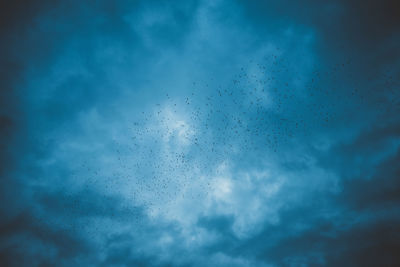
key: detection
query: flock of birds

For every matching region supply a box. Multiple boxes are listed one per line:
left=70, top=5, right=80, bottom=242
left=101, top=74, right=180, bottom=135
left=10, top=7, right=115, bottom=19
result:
left=76, top=55, right=399, bottom=215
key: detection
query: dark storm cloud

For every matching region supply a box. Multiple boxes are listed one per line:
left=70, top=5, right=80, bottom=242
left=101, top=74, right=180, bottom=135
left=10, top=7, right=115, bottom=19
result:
left=0, top=0, right=58, bottom=245
left=0, top=188, right=151, bottom=266
left=326, top=123, right=400, bottom=212
left=0, top=211, right=92, bottom=266
left=239, top=0, right=400, bottom=57
left=259, top=217, right=400, bottom=266
left=0, top=0, right=41, bottom=173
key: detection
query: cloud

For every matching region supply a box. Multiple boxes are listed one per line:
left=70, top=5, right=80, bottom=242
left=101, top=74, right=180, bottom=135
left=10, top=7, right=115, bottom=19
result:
left=1, top=0, right=399, bottom=266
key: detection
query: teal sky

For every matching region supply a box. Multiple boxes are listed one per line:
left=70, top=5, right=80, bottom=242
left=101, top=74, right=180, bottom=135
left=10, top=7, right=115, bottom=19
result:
left=1, top=0, right=399, bottom=266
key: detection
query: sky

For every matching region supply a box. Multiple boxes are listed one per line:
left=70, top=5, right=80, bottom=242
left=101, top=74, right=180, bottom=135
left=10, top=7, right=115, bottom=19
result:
left=0, top=0, right=399, bottom=266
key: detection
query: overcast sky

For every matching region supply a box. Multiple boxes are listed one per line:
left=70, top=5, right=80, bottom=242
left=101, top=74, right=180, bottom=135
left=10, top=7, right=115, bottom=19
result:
left=1, top=0, right=400, bottom=266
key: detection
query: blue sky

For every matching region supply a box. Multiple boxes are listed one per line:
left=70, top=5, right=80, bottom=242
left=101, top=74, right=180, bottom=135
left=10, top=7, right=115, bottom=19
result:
left=1, top=0, right=400, bottom=266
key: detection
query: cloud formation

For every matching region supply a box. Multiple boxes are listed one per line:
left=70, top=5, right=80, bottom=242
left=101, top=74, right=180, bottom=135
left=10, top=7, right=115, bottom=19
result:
left=1, top=0, right=399, bottom=266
